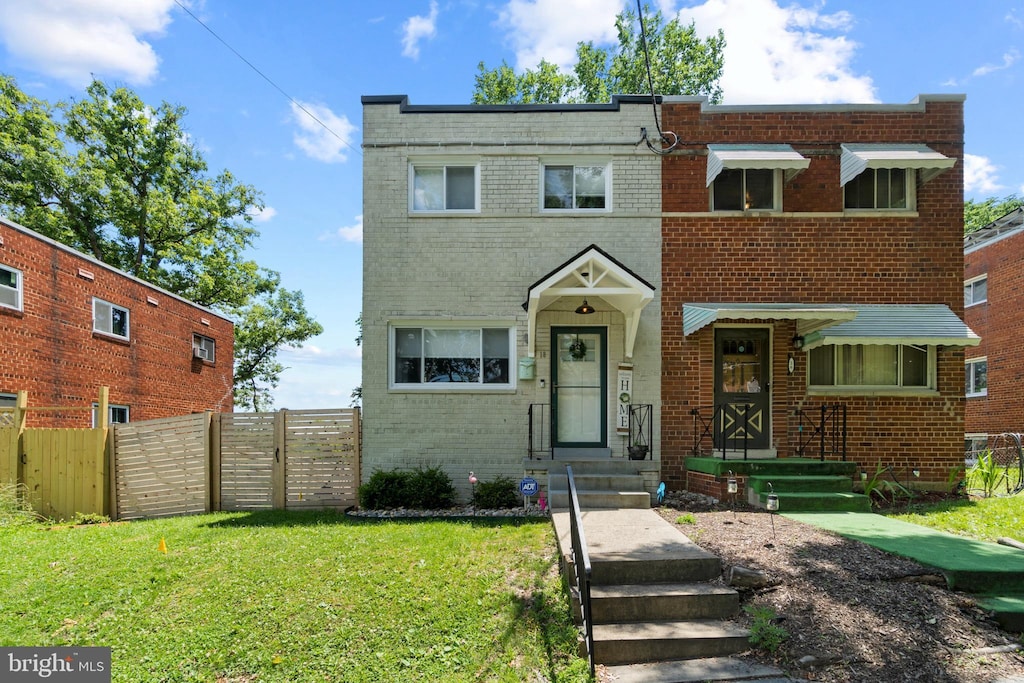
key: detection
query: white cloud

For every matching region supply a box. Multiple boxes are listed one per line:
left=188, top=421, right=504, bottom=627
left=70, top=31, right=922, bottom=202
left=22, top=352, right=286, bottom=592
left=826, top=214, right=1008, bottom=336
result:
left=964, top=154, right=1004, bottom=195
left=336, top=215, right=363, bottom=243
left=680, top=0, right=876, bottom=104
left=498, top=0, right=622, bottom=71
left=249, top=206, right=277, bottom=223
left=0, top=0, right=176, bottom=86
left=289, top=101, right=357, bottom=164
left=972, top=49, right=1020, bottom=78
left=401, top=1, right=439, bottom=60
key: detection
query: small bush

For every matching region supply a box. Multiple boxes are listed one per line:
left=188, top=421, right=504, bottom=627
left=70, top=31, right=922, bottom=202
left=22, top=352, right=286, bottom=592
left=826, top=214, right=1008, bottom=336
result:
left=744, top=604, right=789, bottom=652
left=472, top=476, right=519, bottom=509
left=675, top=513, right=696, bottom=525
left=358, top=467, right=456, bottom=510
left=0, top=483, right=42, bottom=527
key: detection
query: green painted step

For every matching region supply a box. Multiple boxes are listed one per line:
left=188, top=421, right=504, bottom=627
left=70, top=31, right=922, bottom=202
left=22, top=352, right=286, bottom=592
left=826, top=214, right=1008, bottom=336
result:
left=977, top=594, right=1024, bottom=632
left=754, top=490, right=871, bottom=513
left=748, top=474, right=853, bottom=494
left=686, top=456, right=858, bottom=478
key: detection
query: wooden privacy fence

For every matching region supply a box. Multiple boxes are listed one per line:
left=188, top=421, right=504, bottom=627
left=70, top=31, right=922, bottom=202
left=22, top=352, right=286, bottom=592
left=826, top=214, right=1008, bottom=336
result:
left=114, top=408, right=361, bottom=520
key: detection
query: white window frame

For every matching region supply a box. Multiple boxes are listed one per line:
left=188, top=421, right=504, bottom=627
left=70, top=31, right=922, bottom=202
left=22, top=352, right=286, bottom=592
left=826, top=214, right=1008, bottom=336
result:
left=0, top=264, right=23, bottom=312
left=540, top=159, right=612, bottom=212
left=193, top=333, right=216, bottom=362
left=409, top=159, right=481, bottom=213
left=808, top=344, right=936, bottom=392
left=710, top=168, right=782, bottom=212
left=966, top=356, right=988, bottom=397
left=964, top=275, right=988, bottom=307
left=844, top=168, right=917, bottom=211
left=91, top=403, right=130, bottom=427
left=389, top=322, right=516, bottom=391
left=93, top=297, right=130, bottom=340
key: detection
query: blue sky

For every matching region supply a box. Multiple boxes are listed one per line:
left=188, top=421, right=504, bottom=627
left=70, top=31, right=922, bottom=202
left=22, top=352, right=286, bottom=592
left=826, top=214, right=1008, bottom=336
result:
left=1, top=0, right=1022, bottom=410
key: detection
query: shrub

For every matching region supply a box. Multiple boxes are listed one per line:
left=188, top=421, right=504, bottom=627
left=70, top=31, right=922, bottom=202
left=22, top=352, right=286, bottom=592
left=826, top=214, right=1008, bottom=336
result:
left=472, top=476, right=519, bottom=509
left=358, top=467, right=456, bottom=510
left=744, top=604, right=789, bottom=652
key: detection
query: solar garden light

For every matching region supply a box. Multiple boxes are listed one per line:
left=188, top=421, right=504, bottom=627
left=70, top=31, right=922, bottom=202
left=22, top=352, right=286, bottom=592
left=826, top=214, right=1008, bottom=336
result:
left=727, top=470, right=738, bottom=494
left=766, top=481, right=779, bottom=512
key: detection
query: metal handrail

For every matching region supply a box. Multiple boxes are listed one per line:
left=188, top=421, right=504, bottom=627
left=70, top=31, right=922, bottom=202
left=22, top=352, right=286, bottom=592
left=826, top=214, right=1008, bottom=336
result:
left=566, top=466, right=594, bottom=678
left=794, top=403, right=847, bottom=461
left=628, top=404, right=653, bottom=459
left=527, top=403, right=552, bottom=460
left=690, top=403, right=751, bottom=459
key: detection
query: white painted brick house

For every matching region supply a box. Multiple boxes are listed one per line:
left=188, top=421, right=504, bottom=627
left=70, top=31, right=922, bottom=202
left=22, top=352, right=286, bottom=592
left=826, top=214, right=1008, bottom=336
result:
left=360, top=95, right=663, bottom=501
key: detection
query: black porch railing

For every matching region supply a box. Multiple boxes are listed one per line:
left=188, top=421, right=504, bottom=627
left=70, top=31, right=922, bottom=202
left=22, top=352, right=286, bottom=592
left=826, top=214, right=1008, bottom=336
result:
left=566, top=466, right=595, bottom=678
left=794, top=403, right=847, bottom=461
left=528, top=403, right=552, bottom=460
left=628, top=404, right=653, bottom=460
left=690, top=403, right=752, bottom=459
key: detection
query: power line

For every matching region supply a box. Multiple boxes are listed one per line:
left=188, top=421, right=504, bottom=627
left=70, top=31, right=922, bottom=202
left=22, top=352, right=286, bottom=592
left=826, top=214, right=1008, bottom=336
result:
left=172, top=0, right=360, bottom=157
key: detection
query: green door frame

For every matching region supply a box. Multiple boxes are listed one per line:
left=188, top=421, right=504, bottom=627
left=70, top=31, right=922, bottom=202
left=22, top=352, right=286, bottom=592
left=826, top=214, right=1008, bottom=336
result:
left=551, top=327, right=608, bottom=448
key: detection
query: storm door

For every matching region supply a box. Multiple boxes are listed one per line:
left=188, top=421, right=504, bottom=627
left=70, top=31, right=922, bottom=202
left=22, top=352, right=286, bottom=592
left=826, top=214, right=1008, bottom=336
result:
left=551, top=327, right=607, bottom=447
left=714, top=328, right=770, bottom=449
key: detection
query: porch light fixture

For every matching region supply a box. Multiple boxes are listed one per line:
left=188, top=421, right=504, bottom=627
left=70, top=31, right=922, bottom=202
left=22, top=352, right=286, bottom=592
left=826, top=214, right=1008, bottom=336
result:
left=575, top=299, right=596, bottom=315
left=792, top=335, right=804, bottom=350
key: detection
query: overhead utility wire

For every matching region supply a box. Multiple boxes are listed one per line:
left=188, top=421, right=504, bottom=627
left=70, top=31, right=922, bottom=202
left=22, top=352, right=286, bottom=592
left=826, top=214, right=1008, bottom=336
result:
left=636, top=0, right=679, bottom=155
left=172, top=0, right=360, bottom=157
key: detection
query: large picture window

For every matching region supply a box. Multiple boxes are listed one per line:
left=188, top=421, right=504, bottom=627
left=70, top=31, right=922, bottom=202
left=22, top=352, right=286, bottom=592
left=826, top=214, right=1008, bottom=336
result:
left=844, top=168, right=912, bottom=209
left=966, top=357, right=987, bottom=397
left=711, top=169, right=777, bottom=211
left=393, top=326, right=512, bottom=388
left=809, top=344, right=933, bottom=389
left=0, top=264, right=22, bottom=311
left=411, top=163, right=478, bottom=212
left=542, top=162, right=610, bottom=211
left=93, top=298, right=130, bottom=340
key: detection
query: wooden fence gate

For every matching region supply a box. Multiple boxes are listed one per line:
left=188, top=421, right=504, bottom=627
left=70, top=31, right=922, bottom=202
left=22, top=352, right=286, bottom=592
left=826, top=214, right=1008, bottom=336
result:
left=22, top=429, right=107, bottom=521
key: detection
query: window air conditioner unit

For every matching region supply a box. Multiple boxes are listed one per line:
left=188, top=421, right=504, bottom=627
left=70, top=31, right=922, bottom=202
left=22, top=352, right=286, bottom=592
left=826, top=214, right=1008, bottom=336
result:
left=193, top=347, right=210, bottom=360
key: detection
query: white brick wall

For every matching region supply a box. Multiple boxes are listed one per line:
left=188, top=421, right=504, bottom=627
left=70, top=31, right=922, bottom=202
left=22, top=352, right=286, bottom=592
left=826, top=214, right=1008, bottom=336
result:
left=362, top=98, right=663, bottom=501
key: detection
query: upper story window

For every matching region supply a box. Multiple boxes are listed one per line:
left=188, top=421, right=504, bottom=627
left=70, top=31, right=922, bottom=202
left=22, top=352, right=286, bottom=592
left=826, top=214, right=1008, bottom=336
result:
left=0, top=264, right=22, bottom=311
left=392, top=324, right=513, bottom=389
left=410, top=161, right=479, bottom=212
left=809, top=344, right=934, bottom=390
left=844, top=168, right=912, bottom=210
left=965, top=275, right=988, bottom=307
left=711, top=169, right=778, bottom=211
left=966, top=357, right=988, bottom=397
left=542, top=161, right=610, bottom=211
left=93, top=298, right=130, bottom=340
left=193, top=334, right=216, bottom=362
left=92, top=403, right=130, bottom=426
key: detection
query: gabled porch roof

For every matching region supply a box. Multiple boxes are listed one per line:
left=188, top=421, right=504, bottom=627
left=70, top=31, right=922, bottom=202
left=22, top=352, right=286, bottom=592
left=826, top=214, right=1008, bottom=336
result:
left=682, top=303, right=980, bottom=348
left=524, top=245, right=655, bottom=359
left=839, top=144, right=956, bottom=186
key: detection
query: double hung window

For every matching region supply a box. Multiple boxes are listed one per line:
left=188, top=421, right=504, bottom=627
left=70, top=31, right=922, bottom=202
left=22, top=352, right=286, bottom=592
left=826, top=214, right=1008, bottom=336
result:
left=0, top=264, right=22, bottom=311
left=393, top=325, right=513, bottom=388
left=964, top=276, right=988, bottom=307
left=966, top=357, right=988, bottom=397
left=193, top=334, right=216, bottom=362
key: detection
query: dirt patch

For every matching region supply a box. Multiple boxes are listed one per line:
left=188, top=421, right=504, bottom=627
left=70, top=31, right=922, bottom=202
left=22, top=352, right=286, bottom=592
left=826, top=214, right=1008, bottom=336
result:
left=656, top=492, right=1024, bottom=682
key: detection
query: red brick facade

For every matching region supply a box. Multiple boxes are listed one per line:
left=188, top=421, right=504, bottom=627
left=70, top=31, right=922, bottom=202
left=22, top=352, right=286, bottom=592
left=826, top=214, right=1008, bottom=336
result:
left=659, top=96, right=967, bottom=490
left=964, top=219, right=1024, bottom=436
left=0, top=218, right=234, bottom=426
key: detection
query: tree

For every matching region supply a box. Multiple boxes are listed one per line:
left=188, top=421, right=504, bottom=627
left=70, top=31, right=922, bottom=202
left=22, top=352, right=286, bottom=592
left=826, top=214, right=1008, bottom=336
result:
left=472, top=4, right=725, bottom=104
left=964, top=194, right=1024, bottom=234
left=0, top=75, right=322, bottom=408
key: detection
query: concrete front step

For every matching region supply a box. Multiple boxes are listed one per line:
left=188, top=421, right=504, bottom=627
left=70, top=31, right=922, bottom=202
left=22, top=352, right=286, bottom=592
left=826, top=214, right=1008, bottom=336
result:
left=592, top=620, right=751, bottom=665
left=748, top=474, right=853, bottom=494
left=603, top=656, right=787, bottom=683
left=549, top=473, right=646, bottom=491
left=751, top=490, right=871, bottom=513
left=549, top=489, right=651, bottom=510
left=591, top=582, right=739, bottom=623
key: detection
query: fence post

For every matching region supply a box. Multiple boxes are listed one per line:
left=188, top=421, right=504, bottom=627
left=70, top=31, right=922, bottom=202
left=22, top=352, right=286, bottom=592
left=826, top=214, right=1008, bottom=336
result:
left=97, top=386, right=110, bottom=519
left=209, top=412, right=221, bottom=512
left=352, top=407, right=361, bottom=489
left=272, top=409, right=287, bottom=509
left=13, top=390, right=28, bottom=484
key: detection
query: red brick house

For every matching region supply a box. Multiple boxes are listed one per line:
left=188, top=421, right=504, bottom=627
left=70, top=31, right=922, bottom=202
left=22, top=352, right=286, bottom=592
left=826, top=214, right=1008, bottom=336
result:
left=658, top=94, right=978, bottom=492
left=963, top=208, right=1024, bottom=450
left=0, top=216, right=234, bottom=426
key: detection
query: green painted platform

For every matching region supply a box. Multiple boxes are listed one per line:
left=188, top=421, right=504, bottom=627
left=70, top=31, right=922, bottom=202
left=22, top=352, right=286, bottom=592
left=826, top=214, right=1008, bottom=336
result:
left=787, top=511, right=1024, bottom=631
left=686, top=457, right=858, bottom=478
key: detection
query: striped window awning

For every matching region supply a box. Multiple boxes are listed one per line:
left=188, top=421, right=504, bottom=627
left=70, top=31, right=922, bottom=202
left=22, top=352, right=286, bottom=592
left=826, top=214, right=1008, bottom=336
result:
left=840, top=144, right=956, bottom=186
left=706, top=144, right=810, bottom=187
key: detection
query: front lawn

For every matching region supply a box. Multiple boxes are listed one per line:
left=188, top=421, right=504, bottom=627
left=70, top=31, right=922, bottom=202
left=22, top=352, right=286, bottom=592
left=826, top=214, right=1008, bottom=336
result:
left=889, top=493, right=1024, bottom=543
left=0, top=510, right=589, bottom=682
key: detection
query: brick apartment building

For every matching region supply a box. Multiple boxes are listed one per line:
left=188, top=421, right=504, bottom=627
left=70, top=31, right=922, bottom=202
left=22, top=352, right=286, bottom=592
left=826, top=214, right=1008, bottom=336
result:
left=0, top=216, right=234, bottom=426
left=963, top=207, right=1024, bottom=449
left=659, top=94, right=977, bottom=491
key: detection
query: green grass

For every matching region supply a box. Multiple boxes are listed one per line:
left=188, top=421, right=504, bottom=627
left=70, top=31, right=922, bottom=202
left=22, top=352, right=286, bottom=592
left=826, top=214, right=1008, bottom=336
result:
left=0, top=510, right=590, bottom=682
left=889, top=494, right=1024, bottom=544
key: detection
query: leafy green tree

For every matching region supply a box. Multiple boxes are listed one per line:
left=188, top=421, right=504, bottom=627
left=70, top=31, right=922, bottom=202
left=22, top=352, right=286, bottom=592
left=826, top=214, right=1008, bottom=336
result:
left=964, top=194, right=1024, bottom=234
left=0, top=75, right=321, bottom=409
left=472, top=4, right=725, bottom=104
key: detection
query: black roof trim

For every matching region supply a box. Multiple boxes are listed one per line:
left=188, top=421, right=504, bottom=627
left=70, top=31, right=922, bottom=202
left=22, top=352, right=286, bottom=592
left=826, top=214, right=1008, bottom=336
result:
left=361, top=94, right=660, bottom=113
left=522, top=243, right=656, bottom=310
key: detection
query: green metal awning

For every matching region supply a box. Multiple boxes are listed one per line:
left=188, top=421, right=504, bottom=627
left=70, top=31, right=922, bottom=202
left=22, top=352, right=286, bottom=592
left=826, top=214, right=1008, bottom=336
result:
left=801, top=304, right=980, bottom=349
left=683, top=303, right=857, bottom=337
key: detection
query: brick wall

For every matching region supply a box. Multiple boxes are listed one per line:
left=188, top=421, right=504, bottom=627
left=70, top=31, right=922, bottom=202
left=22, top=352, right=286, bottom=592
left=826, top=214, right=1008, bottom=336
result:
left=964, top=227, right=1024, bottom=436
left=660, top=96, right=967, bottom=490
left=0, top=219, right=234, bottom=426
